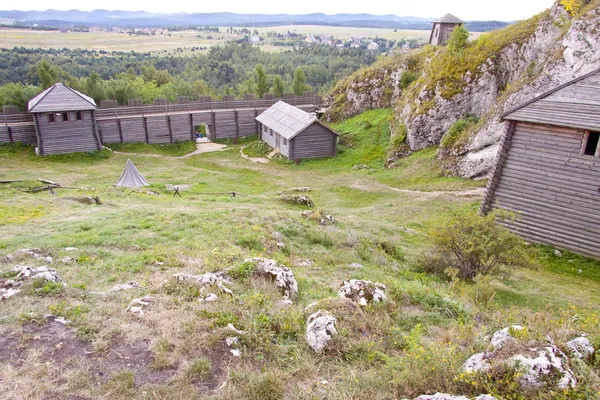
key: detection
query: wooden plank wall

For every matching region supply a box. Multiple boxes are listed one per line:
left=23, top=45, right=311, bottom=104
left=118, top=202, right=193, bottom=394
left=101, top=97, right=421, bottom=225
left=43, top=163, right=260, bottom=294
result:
left=170, top=114, right=192, bottom=142
left=119, top=117, right=146, bottom=143
left=37, top=111, right=100, bottom=155
left=97, top=119, right=121, bottom=143
left=238, top=109, right=257, bottom=137
left=214, top=111, right=237, bottom=139
left=291, top=123, right=337, bottom=159
left=146, top=115, right=171, bottom=144
left=488, top=121, right=600, bottom=258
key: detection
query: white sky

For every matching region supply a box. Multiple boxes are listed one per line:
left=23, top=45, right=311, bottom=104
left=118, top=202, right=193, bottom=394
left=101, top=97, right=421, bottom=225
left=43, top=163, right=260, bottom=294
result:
left=13, top=0, right=556, bottom=21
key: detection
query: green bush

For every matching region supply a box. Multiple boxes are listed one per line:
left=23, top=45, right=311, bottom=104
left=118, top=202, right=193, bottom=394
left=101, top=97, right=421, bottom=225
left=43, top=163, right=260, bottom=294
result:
left=243, top=140, right=271, bottom=158
left=447, top=25, right=470, bottom=54
left=400, top=71, right=418, bottom=89
left=420, top=211, right=534, bottom=281
left=440, top=115, right=479, bottom=149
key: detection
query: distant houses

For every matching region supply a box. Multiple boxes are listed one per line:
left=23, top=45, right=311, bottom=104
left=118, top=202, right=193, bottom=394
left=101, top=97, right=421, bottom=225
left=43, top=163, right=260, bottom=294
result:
left=249, top=35, right=261, bottom=43
left=367, top=42, right=380, bottom=51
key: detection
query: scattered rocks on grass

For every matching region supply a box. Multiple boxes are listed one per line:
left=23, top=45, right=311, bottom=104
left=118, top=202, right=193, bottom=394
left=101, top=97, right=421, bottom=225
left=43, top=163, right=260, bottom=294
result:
left=1, top=254, right=13, bottom=263
left=554, top=249, right=563, bottom=257
left=67, top=196, right=102, bottom=205
left=280, top=194, right=314, bottom=207
left=349, top=263, right=364, bottom=269
left=301, top=210, right=335, bottom=225
left=295, top=259, right=313, bottom=267
left=566, top=336, right=594, bottom=359
left=245, top=258, right=298, bottom=300
left=44, top=314, right=70, bottom=325
left=226, top=323, right=246, bottom=336
left=461, top=327, right=579, bottom=391
left=126, top=296, right=153, bottom=317
left=338, top=279, right=386, bottom=306
left=294, top=187, right=311, bottom=192
left=306, top=311, right=337, bottom=353
left=352, top=164, right=368, bottom=170
left=14, top=265, right=62, bottom=283
left=414, top=395, right=495, bottom=400
left=110, top=281, right=141, bottom=292
left=64, top=247, right=79, bottom=252
left=1, top=281, right=21, bottom=300
left=172, top=272, right=233, bottom=295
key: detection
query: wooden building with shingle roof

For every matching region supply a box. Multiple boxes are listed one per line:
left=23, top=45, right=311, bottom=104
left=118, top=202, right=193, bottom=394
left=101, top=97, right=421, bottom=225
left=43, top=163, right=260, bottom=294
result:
left=28, top=83, right=101, bottom=155
left=256, top=101, right=338, bottom=160
left=429, top=13, right=464, bottom=46
left=480, top=68, right=600, bottom=258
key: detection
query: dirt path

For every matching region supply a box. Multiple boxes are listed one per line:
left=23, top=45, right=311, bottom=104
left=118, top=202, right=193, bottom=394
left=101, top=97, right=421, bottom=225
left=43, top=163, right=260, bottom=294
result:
left=109, top=142, right=228, bottom=159
left=239, top=146, right=270, bottom=164
left=386, top=186, right=486, bottom=199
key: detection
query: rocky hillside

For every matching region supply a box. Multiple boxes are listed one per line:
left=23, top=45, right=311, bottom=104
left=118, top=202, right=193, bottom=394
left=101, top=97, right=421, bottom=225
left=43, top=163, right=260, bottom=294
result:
left=325, top=0, right=600, bottom=178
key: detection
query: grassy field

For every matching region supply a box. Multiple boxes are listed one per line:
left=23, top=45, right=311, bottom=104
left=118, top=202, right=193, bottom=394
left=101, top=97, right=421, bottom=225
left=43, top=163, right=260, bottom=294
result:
left=0, top=109, right=599, bottom=399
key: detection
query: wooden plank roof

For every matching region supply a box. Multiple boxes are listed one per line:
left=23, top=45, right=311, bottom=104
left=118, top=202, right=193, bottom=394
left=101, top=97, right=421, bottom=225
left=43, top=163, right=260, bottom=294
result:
left=502, top=68, right=600, bottom=132
left=28, top=83, right=97, bottom=113
left=434, top=13, right=463, bottom=24
left=255, top=101, right=322, bottom=140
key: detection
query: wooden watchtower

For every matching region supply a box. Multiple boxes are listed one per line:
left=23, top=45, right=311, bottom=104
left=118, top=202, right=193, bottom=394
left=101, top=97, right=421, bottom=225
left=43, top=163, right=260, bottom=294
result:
left=429, top=14, right=464, bottom=46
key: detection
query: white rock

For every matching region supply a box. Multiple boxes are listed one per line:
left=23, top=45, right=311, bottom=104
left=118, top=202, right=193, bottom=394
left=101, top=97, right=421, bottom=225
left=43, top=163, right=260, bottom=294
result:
left=279, top=299, right=293, bottom=307
left=110, top=281, right=141, bottom=292
left=462, top=352, right=491, bottom=374
left=201, top=293, right=218, bottom=302
left=44, top=314, right=70, bottom=325
left=277, top=242, right=285, bottom=249
left=226, top=323, right=246, bottom=335
left=173, top=272, right=233, bottom=295
left=490, top=325, right=524, bottom=350
left=245, top=258, right=298, bottom=300
left=230, top=348, right=241, bottom=357
left=0, top=287, right=21, bottom=300
left=43, top=256, right=53, bottom=264
left=554, top=249, right=563, bottom=257
left=349, top=263, right=364, bottom=269
left=306, top=310, right=337, bottom=353
left=414, top=394, right=470, bottom=400
left=13, top=265, right=62, bottom=283
left=64, top=247, right=79, bottom=252
left=128, top=306, right=144, bottom=316
left=60, top=257, right=75, bottom=264
left=126, top=296, right=153, bottom=316
left=566, top=337, right=594, bottom=359
left=338, top=279, right=386, bottom=306
left=508, top=346, right=576, bottom=390
left=296, top=259, right=313, bottom=267
left=225, top=337, right=239, bottom=347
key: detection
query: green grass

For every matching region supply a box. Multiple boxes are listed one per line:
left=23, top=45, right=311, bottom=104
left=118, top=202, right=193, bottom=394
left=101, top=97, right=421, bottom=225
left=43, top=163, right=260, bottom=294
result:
left=242, top=140, right=271, bottom=158
left=0, top=109, right=599, bottom=399
left=105, top=141, right=197, bottom=157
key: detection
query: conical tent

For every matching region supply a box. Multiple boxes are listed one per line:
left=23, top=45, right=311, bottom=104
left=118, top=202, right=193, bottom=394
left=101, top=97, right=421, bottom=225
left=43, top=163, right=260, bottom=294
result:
left=114, top=159, right=150, bottom=188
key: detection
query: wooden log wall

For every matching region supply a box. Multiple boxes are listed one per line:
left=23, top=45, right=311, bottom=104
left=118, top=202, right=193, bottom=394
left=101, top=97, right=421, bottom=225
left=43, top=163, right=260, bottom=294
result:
left=485, top=121, right=600, bottom=258
left=1, top=95, right=322, bottom=148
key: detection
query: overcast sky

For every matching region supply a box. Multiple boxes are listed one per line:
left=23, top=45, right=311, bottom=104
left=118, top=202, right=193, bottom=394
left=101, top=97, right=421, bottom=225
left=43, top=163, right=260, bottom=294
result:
left=13, top=0, right=556, bottom=21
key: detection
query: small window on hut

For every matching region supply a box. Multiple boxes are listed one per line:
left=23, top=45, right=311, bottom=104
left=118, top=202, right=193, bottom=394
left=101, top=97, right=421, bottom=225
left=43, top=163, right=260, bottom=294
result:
left=48, top=114, right=55, bottom=123
left=62, top=112, right=69, bottom=122
left=76, top=111, right=82, bottom=120
left=583, top=131, right=600, bottom=156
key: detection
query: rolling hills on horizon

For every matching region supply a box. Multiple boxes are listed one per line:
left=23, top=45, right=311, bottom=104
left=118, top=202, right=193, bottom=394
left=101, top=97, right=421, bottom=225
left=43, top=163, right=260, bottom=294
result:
left=0, top=9, right=509, bottom=31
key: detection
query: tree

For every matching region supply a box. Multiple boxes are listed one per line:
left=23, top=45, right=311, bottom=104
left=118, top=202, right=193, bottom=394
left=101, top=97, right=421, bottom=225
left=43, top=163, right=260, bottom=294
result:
left=272, top=75, right=285, bottom=97
left=292, top=67, right=309, bottom=96
left=86, top=72, right=106, bottom=103
left=255, top=64, right=269, bottom=99
left=447, top=25, right=470, bottom=54
left=193, top=79, right=210, bottom=96
left=37, top=59, right=58, bottom=89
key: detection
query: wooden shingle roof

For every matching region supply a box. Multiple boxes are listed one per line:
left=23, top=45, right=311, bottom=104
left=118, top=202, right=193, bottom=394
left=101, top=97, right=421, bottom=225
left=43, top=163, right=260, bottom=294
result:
left=256, top=101, right=320, bottom=140
left=28, top=83, right=97, bottom=113
left=434, top=13, right=463, bottom=24
left=502, top=68, right=600, bottom=132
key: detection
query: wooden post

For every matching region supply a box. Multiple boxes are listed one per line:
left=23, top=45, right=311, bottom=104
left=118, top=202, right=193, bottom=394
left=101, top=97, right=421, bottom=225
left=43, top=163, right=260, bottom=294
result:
left=91, top=110, right=102, bottom=150
left=8, top=127, right=13, bottom=144
left=189, top=111, right=195, bottom=141
left=143, top=115, right=149, bottom=144
left=117, top=117, right=123, bottom=143
left=167, top=114, right=173, bottom=144
left=234, top=109, right=239, bottom=138
left=211, top=111, right=216, bottom=140
left=33, top=113, right=44, bottom=156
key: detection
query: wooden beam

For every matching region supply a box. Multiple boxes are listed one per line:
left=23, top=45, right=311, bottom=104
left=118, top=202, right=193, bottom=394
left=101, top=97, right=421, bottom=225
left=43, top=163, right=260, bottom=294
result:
left=8, top=126, right=13, bottom=144
left=143, top=115, right=149, bottom=144
left=167, top=114, right=174, bottom=144
left=91, top=110, right=102, bottom=150
left=234, top=109, right=239, bottom=138
left=117, top=117, right=123, bottom=143
left=211, top=111, right=216, bottom=140
left=33, top=113, right=44, bottom=156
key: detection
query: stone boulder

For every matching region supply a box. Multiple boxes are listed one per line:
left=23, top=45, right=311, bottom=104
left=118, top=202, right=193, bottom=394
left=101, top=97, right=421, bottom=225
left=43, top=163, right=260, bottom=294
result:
left=110, top=281, right=141, bottom=292
left=280, top=194, right=314, bottom=207
left=508, top=346, right=576, bottom=390
left=306, top=311, right=337, bottom=353
left=14, top=265, right=62, bottom=283
left=490, top=325, right=524, bottom=350
left=126, top=296, right=153, bottom=316
left=338, top=279, right=386, bottom=306
left=245, top=258, right=298, bottom=300
left=566, top=336, right=594, bottom=360
left=173, top=272, right=233, bottom=295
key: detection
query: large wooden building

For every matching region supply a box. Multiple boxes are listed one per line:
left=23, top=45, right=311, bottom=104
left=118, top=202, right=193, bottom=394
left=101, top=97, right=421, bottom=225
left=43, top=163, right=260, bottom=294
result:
left=429, top=14, right=464, bottom=46
left=28, top=83, right=102, bottom=155
left=480, top=68, right=600, bottom=258
left=256, top=101, right=338, bottom=159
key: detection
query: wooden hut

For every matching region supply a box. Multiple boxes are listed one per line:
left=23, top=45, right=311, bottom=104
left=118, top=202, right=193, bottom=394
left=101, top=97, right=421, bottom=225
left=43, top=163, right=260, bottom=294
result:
left=480, top=68, right=600, bottom=258
left=429, top=14, right=463, bottom=46
left=256, top=101, right=338, bottom=160
left=28, top=83, right=101, bottom=155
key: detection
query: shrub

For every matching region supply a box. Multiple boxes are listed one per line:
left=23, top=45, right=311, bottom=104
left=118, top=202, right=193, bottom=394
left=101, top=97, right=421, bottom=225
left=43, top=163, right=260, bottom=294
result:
left=243, top=140, right=271, bottom=158
left=440, top=115, right=479, bottom=149
left=447, top=25, right=470, bottom=54
left=242, top=372, right=285, bottom=400
left=400, top=70, right=418, bottom=89
left=420, top=211, right=534, bottom=281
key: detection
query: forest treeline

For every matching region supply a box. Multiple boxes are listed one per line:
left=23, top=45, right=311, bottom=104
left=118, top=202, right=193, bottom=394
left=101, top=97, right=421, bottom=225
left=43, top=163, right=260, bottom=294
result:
left=0, top=44, right=377, bottom=110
